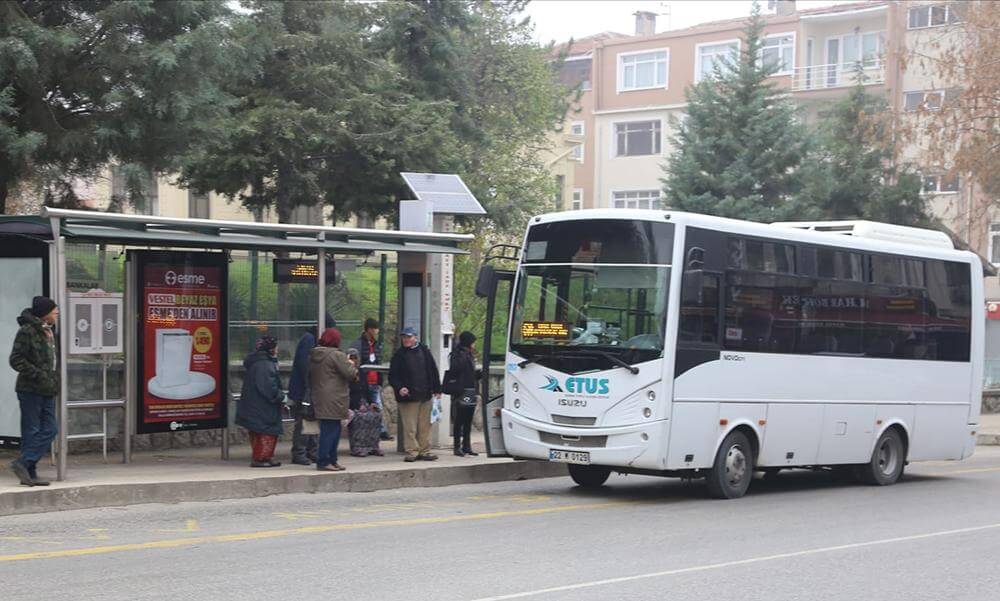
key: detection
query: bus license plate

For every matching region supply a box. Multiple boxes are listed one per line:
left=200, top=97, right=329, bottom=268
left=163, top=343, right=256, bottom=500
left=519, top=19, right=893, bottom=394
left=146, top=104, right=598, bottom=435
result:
left=549, top=449, right=590, bottom=465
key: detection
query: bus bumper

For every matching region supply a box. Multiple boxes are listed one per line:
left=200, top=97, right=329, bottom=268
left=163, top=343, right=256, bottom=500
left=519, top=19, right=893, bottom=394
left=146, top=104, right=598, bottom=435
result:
left=501, top=409, right=668, bottom=471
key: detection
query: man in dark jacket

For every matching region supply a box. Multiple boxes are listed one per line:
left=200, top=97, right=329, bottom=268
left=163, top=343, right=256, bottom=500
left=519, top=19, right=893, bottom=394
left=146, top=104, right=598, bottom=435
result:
left=388, top=327, right=441, bottom=462
left=348, top=318, right=392, bottom=441
left=8, top=296, right=59, bottom=486
left=287, top=314, right=334, bottom=465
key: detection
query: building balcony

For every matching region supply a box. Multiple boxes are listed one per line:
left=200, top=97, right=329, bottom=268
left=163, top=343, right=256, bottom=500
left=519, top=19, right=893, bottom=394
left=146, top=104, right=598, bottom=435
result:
left=790, top=60, right=885, bottom=92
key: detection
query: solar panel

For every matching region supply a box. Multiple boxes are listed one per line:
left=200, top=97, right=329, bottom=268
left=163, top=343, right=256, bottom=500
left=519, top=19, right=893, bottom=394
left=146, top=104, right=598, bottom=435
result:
left=400, top=172, right=486, bottom=215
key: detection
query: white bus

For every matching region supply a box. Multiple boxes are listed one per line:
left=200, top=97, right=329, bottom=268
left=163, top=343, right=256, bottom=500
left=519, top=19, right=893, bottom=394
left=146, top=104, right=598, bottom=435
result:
left=476, top=210, right=983, bottom=498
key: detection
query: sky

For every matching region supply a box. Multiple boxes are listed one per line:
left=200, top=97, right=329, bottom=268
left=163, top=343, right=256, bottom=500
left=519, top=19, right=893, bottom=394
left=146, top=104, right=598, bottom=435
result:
left=521, top=0, right=859, bottom=44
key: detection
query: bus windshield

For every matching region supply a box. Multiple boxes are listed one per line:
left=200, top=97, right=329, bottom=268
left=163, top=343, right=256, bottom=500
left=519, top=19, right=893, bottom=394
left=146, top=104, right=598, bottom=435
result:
left=510, top=264, right=670, bottom=365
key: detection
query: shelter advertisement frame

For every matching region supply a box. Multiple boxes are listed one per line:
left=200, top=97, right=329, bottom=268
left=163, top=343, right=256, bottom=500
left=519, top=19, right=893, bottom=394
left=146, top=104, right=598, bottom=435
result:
left=0, top=234, right=50, bottom=449
left=132, top=250, right=229, bottom=434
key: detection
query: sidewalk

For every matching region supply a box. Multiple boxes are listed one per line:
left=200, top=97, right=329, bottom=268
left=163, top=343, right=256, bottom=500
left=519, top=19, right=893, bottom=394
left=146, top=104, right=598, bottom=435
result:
left=979, top=413, right=1000, bottom=446
left=0, top=432, right=566, bottom=517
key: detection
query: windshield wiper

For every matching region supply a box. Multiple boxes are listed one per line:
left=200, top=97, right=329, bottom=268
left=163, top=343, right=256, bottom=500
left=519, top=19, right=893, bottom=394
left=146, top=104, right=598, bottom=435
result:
left=571, top=349, right=640, bottom=375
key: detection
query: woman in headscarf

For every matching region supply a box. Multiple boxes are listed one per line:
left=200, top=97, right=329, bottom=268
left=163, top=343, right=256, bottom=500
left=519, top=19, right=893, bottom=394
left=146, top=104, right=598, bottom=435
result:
left=237, top=335, right=285, bottom=467
left=309, top=328, right=357, bottom=471
left=347, top=348, right=385, bottom=457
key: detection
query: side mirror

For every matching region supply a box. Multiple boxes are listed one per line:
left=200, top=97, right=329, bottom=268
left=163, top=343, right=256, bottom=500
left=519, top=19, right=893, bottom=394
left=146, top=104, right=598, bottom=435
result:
left=475, top=264, right=496, bottom=298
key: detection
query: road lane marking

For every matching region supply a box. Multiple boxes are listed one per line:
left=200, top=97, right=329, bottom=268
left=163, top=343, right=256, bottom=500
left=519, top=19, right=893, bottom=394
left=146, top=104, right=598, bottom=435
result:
left=0, top=501, right=637, bottom=563
left=469, top=521, right=1000, bottom=600
left=156, top=519, right=200, bottom=533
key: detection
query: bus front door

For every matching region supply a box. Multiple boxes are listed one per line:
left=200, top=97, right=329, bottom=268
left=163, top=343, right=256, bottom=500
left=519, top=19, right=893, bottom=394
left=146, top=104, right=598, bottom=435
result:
left=475, top=264, right=514, bottom=457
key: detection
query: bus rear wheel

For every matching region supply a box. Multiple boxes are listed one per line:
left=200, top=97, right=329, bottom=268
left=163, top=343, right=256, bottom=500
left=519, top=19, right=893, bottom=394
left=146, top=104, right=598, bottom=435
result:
left=568, top=464, right=612, bottom=488
left=856, top=428, right=905, bottom=486
left=706, top=430, right=754, bottom=499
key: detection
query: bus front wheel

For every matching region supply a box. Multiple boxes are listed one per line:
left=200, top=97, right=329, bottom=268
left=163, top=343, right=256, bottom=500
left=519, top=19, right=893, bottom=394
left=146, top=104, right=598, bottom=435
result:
left=706, top=430, right=755, bottom=499
left=856, top=428, right=906, bottom=486
left=568, top=464, right=612, bottom=488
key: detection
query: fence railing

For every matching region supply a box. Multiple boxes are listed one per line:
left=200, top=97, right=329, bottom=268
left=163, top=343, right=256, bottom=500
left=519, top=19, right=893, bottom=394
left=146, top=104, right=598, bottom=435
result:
left=791, top=60, right=885, bottom=92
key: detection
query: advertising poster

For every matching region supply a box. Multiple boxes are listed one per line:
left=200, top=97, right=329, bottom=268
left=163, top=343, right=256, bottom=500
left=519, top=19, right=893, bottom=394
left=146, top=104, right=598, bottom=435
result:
left=135, top=251, right=227, bottom=434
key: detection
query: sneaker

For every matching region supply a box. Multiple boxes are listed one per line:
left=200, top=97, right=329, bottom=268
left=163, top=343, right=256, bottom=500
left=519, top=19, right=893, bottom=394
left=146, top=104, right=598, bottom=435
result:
left=380, top=433, right=395, bottom=441
left=250, top=460, right=273, bottom=468
left=463, top=449, right=479, bottom=457
left=418, top=453, right=439, bottom=461
left=454, top=448, right=465, bottom=457
left=267, top=460, right=282, bottom=467
left=350, top=451, right=366, bottom=458
left=31, top=477, right=51, bottom=486
left=404, top=454, right=418, bottom=462
left=291, top=457, right=311, bottom=466
left=9, top=460, right=33, bottom=486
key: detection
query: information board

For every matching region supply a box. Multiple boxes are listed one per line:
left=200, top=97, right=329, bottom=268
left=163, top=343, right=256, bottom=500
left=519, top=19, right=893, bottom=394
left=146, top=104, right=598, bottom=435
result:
left=134, top=251, right=227, bottom=434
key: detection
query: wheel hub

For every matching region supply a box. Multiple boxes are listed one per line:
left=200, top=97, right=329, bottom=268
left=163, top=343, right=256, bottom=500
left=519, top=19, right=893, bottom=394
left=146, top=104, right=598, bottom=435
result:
left=725, top=445, right=747, bottom=485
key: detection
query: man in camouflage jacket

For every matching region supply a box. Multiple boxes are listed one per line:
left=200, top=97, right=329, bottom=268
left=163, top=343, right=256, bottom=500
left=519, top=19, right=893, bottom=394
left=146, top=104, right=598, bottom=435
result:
left=8, top=296, right=59, bottom=486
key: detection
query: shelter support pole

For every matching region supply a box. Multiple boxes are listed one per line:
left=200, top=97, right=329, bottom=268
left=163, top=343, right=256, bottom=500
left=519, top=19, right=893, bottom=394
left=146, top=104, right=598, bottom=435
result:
left=124, top=254, right=135, bottom=464
left=317, top=235, right=326, bottom=335
left=427, top=215, right=455, bottom=448
left=50, top=219, right=69, bottom=481
left=378, top=254, right=387, bottom=350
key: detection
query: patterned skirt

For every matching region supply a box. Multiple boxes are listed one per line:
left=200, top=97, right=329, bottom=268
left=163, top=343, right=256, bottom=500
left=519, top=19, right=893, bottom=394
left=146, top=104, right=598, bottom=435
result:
left=348, top=406, right=382, bottom=455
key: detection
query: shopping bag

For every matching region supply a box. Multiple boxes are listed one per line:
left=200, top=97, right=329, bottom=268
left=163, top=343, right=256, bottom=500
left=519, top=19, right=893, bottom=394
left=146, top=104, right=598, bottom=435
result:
left=430, top=397, right=442, bottom=424
left=301, top=418, right=320, bottom=436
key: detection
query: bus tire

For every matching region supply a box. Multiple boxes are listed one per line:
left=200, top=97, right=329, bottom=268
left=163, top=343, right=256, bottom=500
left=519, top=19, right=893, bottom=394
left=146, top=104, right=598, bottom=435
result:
left=706, top=430, right=754, bottom=499
left=568, top=464, right=612, bottom=488
left=857, top=428, right=905, bottom=486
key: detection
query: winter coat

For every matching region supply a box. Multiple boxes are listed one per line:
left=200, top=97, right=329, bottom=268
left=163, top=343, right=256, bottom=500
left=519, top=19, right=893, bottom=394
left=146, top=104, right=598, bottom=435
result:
left=9, top=309, right=58, bottom=397
left=348, top=334, right=383, bottom=387
left=287, top=330, right=317, bottom=402
left=448, top=346, right=481, bottom=393
left=308, top=346, right=357, bottom=420
left=236, top=350, right=285, bottom=436
left=388, top=343, right=441, bottom=403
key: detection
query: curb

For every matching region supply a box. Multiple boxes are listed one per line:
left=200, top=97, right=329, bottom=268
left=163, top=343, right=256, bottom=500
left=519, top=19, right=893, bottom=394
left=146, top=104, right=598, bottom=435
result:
left=978, top=434, right=1000, bottom=446
left=0, top=460, right=568, bottom=517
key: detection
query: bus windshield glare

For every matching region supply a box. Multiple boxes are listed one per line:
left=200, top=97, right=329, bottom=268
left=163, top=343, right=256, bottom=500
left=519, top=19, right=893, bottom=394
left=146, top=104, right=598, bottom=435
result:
left=510, top=219, right=674, bottom=366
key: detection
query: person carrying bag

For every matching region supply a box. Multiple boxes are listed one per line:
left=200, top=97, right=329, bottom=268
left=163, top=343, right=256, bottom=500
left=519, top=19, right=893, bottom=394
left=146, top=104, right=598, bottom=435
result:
left=446, top=331, right=481, bottom=457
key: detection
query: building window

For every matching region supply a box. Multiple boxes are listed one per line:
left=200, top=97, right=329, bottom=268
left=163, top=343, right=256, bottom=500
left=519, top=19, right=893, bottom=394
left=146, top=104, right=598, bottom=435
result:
left=908, top=3, right=961, bottom=29
left=112, top=165, right=158, bottom=215
left=618, top=49, right=668, bottom=91
left=559, top=56, right=592, bottom=90
left=841, top=31, right=885, bottom=68
left=920, top=173, right=960, bottom=194
left=612, top=190, right=662, bottom=210
left=904, top=90, right=944, bottom=111
left=554, top=174, right=565, bottom=208
left=696, top=40, right=739, bottom=82
left=572, top=189, right=583, bottom=211
left=188, top=190, right=210, bottom=219
left=289, top=204, right=322, bottom=225
left=760, top=33, right=794, bottom=74
left=570, top=121, right=584, bottom=161
left=989, top=224, right=1000, bottom=265
left=614, top=120, right=661, bottom=157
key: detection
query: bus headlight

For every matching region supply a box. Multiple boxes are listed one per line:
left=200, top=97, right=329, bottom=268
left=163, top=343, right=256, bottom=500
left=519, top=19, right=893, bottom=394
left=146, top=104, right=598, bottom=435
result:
left=643, top=407, right=652, bottom=418
left=647, top=390, right=656, bottom=401
left=512, top=383, right=519, bottom=393
left=514, top=398, right=521, bottom=409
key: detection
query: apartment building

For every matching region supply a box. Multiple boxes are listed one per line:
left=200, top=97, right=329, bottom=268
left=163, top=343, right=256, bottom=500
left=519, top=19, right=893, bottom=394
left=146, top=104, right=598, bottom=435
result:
left=554, top=1, right=983, bottom=241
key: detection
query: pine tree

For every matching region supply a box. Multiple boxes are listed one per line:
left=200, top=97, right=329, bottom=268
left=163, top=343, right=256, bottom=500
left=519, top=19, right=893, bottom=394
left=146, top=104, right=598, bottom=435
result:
left=798, top=80, right=929, bottom=226
left=0, top=1, right=245, bottom=213
left=663, top=1, right=813, bottom=222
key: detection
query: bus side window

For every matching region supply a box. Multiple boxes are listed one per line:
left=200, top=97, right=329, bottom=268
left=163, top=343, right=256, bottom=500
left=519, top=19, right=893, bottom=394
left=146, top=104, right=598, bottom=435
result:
left=680, top=270, right=720, bottom=345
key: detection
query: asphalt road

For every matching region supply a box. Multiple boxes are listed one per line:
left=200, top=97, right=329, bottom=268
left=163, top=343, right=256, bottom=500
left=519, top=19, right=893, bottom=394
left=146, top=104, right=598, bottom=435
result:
left=3, top=449, right=1000, bottom=601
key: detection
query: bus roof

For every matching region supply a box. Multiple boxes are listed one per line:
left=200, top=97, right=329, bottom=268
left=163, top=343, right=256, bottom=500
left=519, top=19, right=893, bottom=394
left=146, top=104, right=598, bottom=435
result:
left=530, top=209, right=978, bottom=265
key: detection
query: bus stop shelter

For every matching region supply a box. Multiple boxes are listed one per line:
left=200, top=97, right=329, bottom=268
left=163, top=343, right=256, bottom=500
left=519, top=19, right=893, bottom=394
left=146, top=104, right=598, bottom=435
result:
left=1, top=207, right=471, bottom=481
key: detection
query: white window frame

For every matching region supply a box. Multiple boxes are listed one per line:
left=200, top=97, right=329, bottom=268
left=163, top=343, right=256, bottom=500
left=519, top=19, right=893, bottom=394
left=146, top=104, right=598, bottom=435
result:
left=572, top=188, right=584, bottom=211
left=695, top=38, right=741, bottom=82
left=989, top=223, right=1000, bottom=266
left=563, top=54, right=593, bottom=91
left=570, top=121, right=584, bottom=136
left=920, top=172, right=960, bottom=195
left=610, top=189, right=663, bottom=210
left=760, top=32, right=796, bottom=76
left=904, top=90, right=945, bottom=111
left=825, top=30, right=885, bottom=70
left=908, top=3, right=960, bottom=30
left=617, top=48, right=670, bottom=92
left=611, top=119, right=663, bottom=158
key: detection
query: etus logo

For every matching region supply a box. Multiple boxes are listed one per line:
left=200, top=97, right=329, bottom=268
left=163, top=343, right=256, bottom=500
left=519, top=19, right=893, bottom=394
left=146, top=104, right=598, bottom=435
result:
left=539, top=376, right=609, bottom=395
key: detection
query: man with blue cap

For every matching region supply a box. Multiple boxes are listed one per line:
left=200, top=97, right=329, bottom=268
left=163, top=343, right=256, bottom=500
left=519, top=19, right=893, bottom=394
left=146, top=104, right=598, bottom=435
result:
left=388, top=327, right=442, bottom=462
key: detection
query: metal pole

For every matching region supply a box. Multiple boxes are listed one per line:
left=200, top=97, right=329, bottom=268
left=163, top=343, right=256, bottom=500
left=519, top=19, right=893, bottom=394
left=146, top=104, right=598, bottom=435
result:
left=50, top=221, right=69, bottom=481
left=123, top=255, right=134, bottom=464
left=378, top=253, right=388, bottom=349
left=317, top=240, right=326, bottom=334
left=102, top=354, right=108, bottom=463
